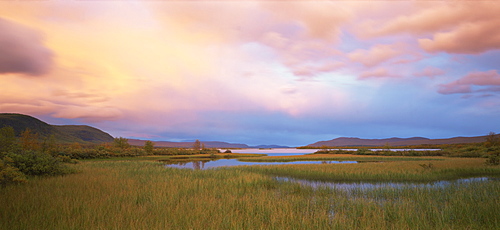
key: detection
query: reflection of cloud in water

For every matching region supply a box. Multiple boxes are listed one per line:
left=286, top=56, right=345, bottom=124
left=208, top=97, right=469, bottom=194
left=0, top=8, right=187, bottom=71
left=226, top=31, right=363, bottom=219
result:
left=163, top=159, right=358, bottom=170
left=275, top=177, right=498, bottom=191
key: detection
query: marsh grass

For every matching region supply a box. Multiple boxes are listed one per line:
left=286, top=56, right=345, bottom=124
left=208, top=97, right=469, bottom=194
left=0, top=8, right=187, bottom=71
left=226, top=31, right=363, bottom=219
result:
left=1, top=158, right=499, bottom=229
left=240, top=157, right=500, bottom=182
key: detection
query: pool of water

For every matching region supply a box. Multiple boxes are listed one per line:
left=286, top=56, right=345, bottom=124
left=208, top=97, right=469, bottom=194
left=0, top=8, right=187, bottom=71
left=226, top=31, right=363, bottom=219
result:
left=163, top=148, right=440, bottom=170
left=226, top=148, right=440, bottom=156
left=275, top=176, right=500, bottom=191
left=227, top=148, right=318, bottom=156
left=163, top=159, right=358, bottom=170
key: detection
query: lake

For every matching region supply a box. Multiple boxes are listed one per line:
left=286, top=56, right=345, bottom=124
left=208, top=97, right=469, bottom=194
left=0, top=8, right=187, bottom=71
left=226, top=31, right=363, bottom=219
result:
left=164, top=159, right=358, bottom=170
left=164, top=148, right=359, bottom=169
left=163, top=148, right=440, bottom=170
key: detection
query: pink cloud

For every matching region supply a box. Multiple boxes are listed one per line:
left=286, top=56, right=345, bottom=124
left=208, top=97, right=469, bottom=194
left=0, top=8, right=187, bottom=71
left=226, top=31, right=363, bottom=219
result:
left=438, top=70, right=500, bottom=94
left=52, top=105, right=123, bottom=122
left=414, top=67, right=446, bottom=78
left=0, top=18, right=53, bottom=76
left=259, top=32, right=343, bottom=78
left=359, top=68, right=399, bottom=79
left=355, top=3, right=500, bottom=54
left=419, top=19, right=500, bottom=54
left=348, top=43, right=407, bottom=67
left=263, top=2, right=351, bottom=42
left=291, top=61, right=345, bottom=78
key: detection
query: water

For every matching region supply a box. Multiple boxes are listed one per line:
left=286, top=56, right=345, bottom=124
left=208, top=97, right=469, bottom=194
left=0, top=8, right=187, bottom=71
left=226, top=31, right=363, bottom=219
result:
left=227, top=148, right=440, bottom=155
left=163, top=159, right=358, bottom=170
left=227, top=148, right=318, bottom=156
left=162, top=148, right=440, bottom=170
left=275, top=176, right=499, bottom=191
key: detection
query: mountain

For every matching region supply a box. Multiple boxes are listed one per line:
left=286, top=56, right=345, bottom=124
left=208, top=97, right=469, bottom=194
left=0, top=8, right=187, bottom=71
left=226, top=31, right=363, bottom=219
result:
left=307, top=136, right=490, bottom=147
left=0, top=113, right=114, bottom=144
left=128, top=139, right=250, bottom=148
left=250, top=145, right=290, bottom=148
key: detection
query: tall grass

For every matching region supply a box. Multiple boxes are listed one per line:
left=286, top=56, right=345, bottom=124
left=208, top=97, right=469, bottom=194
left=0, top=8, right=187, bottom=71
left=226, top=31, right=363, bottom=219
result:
left=241, top=157, right=500, bottom=182
left=1, top=159, right=499, bottom=229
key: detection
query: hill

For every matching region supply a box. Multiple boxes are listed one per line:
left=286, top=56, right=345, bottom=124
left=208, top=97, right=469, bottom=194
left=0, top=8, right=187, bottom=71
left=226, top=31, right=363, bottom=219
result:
left=128, top=139, right=250, bottom=148
left=307, top=135, right=490, bottom=147
left=0, top=113, right=114, bottom=144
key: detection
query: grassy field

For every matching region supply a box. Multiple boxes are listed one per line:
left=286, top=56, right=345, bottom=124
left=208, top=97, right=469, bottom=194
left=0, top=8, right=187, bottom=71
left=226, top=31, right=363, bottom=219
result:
left=1, top=156, right=499, bottom=229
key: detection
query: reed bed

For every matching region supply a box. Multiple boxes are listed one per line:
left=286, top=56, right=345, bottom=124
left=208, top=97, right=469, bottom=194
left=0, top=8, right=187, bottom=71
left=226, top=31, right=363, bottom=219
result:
left=1, top=158, right=499, bottom=229
left=241, top=157, right=500, bottom=182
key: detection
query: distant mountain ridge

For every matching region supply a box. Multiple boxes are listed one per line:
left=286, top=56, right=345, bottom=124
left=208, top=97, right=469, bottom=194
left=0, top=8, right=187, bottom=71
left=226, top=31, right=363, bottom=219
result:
left=307, top=135, right=490, bottom=147
left=128, top=139, right=250, bottom=148
left=0, top=113, right=114, bottom=144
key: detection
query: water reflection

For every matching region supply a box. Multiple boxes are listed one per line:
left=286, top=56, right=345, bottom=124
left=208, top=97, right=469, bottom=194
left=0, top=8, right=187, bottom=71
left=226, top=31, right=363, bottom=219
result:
left=228, top=148, right=440, bottom=156
left=163, top=159, right=358, bottom=170
left=275, top=177, right=499, bottom=191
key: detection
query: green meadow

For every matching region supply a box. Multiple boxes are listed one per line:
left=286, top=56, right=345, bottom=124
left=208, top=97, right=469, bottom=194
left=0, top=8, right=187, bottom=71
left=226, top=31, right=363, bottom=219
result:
left=1, top=156, right=499, bottom=229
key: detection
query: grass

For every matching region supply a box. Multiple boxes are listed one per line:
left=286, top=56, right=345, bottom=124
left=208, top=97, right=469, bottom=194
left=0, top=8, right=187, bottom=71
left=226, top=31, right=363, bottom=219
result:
left=1, top=157, right=499, bottom=229
left=241, top=157, right=500, bottom=182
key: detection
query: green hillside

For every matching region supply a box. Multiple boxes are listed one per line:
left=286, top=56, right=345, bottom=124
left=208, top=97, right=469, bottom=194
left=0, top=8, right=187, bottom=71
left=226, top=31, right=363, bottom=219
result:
left=0, top=113, right=114, bottom=144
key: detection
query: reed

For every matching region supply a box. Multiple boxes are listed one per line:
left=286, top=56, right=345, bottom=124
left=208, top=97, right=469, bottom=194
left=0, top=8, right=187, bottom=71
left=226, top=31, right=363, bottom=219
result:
left=1, top=158, right=499, bottom=229
left=241, top=157, right=500, bottom=182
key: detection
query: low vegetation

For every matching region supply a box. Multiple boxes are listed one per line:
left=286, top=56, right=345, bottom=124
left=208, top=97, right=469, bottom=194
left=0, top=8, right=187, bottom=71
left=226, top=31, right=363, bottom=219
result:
left=1, top=159, right=499, bottom=229
left=1, top=125, right=499, bottom=229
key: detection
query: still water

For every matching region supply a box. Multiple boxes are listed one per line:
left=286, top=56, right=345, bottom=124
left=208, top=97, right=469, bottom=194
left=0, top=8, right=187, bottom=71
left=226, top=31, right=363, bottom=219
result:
left=163, top=148, right=439, bottom=170
left=228, top=148, right=440, bottom=156
left=275, top=176, right=499, bottom=191
left=164, top=159, right=358, bottom=170
left=163, top=148, right=361, bottom=169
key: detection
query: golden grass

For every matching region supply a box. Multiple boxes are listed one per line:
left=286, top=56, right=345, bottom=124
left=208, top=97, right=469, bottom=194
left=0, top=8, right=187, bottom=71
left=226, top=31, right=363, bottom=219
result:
left=1, top=158, right=499, bottom=229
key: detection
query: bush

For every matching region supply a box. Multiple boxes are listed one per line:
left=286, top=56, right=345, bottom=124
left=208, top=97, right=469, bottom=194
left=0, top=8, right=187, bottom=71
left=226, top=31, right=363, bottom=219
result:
left=0, top=158, right=27, bottom=185
left=6, top=150, right=74, bottom=176
left=485, top=155, right=499, bottom=166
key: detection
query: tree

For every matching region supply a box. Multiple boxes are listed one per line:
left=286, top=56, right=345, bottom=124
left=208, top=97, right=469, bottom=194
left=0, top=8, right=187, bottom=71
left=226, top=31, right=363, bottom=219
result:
left=144, top=140, right=154, bottom=154
left=0, top=126, right=17, bottom=154
left=485, top=132, right=499, bottom=147
left=41, top=134, right=57, bottom=156
left=20, top=128, right=40, bottom=151
left=193, top=139, right=201, bottom=150
left=113, top=137, right=130, bottom=149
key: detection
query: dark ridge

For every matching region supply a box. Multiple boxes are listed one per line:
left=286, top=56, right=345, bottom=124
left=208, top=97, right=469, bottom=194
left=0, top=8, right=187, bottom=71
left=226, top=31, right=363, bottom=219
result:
left=0, top=113, right=113, bottom=144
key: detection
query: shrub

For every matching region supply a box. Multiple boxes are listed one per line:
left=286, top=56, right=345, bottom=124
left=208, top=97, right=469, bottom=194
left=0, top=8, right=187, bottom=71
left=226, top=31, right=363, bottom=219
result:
left=485, top=155, right=499, bottom=166
left=0, top=158, right=27, bottom=185
left=6, top=150, right=74, bottom=176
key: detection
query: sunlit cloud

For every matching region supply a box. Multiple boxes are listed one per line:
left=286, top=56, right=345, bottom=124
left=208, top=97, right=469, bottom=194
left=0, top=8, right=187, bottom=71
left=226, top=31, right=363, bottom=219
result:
left=1, top=1, right=499, bottom=145
left=438, top=70, right=500, bottom=95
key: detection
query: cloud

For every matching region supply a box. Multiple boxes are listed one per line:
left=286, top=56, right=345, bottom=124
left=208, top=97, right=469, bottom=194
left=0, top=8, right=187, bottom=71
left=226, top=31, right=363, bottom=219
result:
left=438, top=70, right=500, bottom=95
left=263, top=2, right=351, bottom=42
left=355, top=2, right=500, bottom=54
left=359, top=68, right=399, bottom=79
left=52, top=105, right=123, bottom=122
left=291, top=61, right=345, bottom=78
left=0, top=18, right=53, bottom=76
left=348, top=43, right=408, bottom=67
left=414, top=67, right=446, bottom=78
left=419, top=19, right=500, bottom=54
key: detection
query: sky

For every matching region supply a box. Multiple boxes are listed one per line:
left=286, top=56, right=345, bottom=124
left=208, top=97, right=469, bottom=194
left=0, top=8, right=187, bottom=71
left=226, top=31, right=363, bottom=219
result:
left=1, top=1, right=499, bottom=146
